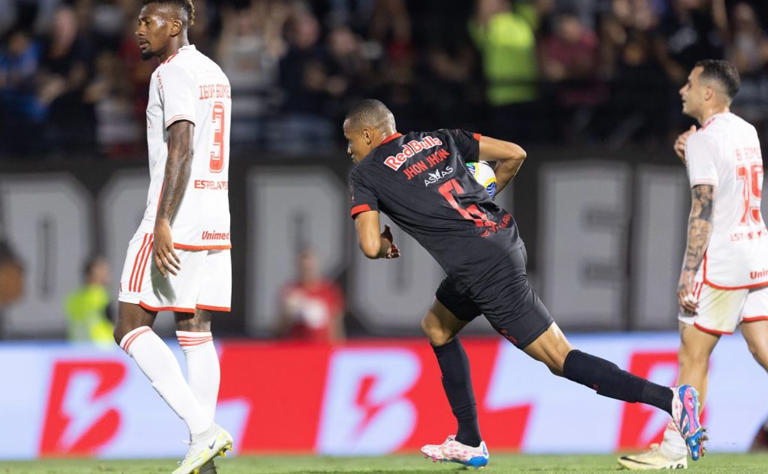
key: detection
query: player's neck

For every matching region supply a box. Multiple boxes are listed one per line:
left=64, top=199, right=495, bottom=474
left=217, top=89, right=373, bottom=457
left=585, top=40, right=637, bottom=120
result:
left=374, top=128, right=399, bottom=147
left=159, top=37, right=190, bottom=62
left=698, top=106, right=729, bottom=126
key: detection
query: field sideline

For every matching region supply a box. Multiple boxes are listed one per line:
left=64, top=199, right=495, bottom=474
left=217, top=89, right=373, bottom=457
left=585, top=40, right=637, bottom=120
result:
left=3, top=453, right=768, bottom=473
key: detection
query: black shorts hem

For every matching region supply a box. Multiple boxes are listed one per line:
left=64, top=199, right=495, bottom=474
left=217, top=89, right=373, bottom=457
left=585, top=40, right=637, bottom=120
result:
left=516, top=319, right=554, bottom=349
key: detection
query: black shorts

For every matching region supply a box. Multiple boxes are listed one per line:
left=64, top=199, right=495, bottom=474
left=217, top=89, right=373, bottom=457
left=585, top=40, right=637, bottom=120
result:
left=435, top=245, right=553, bottom=348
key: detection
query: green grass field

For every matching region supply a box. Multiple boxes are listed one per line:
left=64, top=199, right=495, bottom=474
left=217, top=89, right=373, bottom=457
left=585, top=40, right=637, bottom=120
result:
left=3, top=454, right=768, bottom=474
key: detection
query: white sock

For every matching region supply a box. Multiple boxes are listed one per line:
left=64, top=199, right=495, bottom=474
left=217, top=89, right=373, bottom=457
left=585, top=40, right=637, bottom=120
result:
left=120, top=326, right=211, bottom=435
left=176, top=330, right=220, bottom=423
left=660, top=420, right=688, bottom=458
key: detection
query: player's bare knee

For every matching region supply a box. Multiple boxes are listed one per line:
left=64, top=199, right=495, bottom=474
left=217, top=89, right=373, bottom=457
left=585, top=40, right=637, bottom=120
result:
left=747, top=341, right=768, bottom=368
left=175, top=310, right=212, bottom=332
left=421, top=315, right=452, bottom=346
left=113, top=325, right=125, bottom=345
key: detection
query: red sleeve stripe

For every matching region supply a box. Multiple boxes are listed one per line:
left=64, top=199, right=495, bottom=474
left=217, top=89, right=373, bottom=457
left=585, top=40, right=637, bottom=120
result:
left=473, top=132, right=482, bottom=141
left=351, top=204, right=372, bottom=216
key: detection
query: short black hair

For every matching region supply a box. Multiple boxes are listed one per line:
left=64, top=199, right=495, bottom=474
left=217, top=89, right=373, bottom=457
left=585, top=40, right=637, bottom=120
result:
left=695, top=59, right=740, bottom=100
left=345, top=99, right=396, bottom=131
left=142, top=0, right=195, bottom=27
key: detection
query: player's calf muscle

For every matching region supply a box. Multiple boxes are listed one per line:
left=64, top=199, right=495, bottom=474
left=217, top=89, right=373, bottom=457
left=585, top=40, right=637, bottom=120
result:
left=421, top=315, right=452, bottom=346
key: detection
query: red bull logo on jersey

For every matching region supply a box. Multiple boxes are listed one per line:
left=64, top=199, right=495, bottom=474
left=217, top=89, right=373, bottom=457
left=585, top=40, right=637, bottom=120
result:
left=383, top=136, right=443, bottom=171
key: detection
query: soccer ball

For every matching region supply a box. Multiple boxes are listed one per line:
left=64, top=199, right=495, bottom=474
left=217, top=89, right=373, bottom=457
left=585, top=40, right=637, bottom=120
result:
left=466, top=161, right=497, bottom=199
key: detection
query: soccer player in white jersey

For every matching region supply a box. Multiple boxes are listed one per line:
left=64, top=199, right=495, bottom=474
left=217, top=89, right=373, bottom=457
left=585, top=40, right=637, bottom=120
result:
left=619, top=59, right=768, bottom=470
left=113, top=1, right=233, bottom=473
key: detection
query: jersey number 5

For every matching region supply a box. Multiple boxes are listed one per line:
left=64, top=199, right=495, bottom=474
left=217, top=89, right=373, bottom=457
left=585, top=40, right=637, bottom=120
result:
left=209, top=101, right=225, bottom=173
left=438, top=179, right=498, bottom=236
left=736, top=163, right=763, bottom=225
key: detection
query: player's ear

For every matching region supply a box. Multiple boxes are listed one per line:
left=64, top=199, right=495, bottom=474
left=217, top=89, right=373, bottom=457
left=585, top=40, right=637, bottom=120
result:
left=704, top=84, right=714, bottom=102
left=363, top=128, right=372, bottom=145
left=169, top=18, right=183, bottom=37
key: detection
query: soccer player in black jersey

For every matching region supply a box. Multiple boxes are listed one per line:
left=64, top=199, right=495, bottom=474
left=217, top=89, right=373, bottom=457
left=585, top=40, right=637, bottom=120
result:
left=344, top=99, right=707, bottom=468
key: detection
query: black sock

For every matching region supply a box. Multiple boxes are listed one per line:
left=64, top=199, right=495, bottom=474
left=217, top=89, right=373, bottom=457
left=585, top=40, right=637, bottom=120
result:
left=563, top=349, right=673, bottom=415
left=432, top=338, right=481, bottom=447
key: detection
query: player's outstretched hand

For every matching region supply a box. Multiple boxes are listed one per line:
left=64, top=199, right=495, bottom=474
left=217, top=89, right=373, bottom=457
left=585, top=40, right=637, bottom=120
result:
left=153, top=219, right=181, bottom=277
left=381, top=225, right=400, bottom=259
left=677, top=269, right=698, bottom=315
left=674, top=125, right=697, bottom=163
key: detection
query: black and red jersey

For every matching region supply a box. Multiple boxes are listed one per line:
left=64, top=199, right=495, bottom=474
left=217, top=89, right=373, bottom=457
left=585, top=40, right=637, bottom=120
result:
left=349, top=129, right=522, bottom=284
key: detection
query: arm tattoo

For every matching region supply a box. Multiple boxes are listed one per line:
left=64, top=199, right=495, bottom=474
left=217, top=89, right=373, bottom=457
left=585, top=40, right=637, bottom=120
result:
left=157, top=122, right=194, bottom=222
left=683, top=185, right=714, bottom=272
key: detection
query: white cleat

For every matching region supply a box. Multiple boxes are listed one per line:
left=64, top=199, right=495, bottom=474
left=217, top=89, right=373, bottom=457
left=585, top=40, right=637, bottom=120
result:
left=173, top=425, right=233, bottom=474
left=421, top=435, right=489, bottom=468
left=618, top=443, right=688, bottom=470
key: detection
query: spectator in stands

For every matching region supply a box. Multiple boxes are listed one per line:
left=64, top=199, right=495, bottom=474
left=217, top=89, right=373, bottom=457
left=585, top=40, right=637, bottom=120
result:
left=278, top=248, right=345, bottom=343
left=540, top=9, right=605, bottom=142
left=0, top=26, right=45, bottom=156
left=726, top=1, right=768, bottom=129
left=38, top=4, right=98, bottom=155
left=597, top=0, right=668, bottom=146
left=654, top=0, right=727, bottom=83
left=469, top=0, right=540, bottom=141
left=272, top=8, right=335, bottom=154
left=369, top=0, right=412, bottom=64
left=92, top=49, right=141, bottom=157
left=654, top=0, right=727, bottom=132
left=217, top=1, right=289, bottom=145
left=65, top=256, right=113, bottom=347
left=325, top=24, right=370, bottom=106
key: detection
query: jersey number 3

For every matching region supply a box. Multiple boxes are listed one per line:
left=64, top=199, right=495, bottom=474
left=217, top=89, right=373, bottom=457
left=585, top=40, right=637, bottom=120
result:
left=209, top=101, right=225, bottom=173
left=737, top=163, right=763, bottom=225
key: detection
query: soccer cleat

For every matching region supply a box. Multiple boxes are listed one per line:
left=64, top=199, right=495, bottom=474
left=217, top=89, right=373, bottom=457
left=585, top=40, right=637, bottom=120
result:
left=198, top=460, right=217, bottom=474
left=421, top=435, right=489, bottom=468
left=671, top=385, right=706, bottom=461
left=173, top=425, right=233, bottom=474
left=617, top=443, right=687, bottom=470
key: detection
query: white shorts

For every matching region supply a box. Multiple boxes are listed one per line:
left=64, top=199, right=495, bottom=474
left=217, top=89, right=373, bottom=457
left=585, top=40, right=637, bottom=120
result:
left=118, top=232, right=231, bottom=313
left=679, top=270, right=768, bottom=334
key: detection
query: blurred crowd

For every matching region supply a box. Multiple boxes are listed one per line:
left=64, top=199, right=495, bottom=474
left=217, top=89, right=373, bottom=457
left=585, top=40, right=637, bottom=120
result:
left=2, top=0, right=768, bottom=159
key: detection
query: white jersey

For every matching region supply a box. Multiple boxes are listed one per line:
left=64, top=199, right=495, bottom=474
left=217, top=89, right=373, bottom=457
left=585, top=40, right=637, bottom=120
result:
left=140, top=44, right=231, bottom=250
left=685, top=112, right=768, bottom=289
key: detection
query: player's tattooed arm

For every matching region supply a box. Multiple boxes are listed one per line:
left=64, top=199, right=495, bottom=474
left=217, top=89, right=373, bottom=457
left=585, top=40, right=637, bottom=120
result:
left=153, top=120, right=195, bottom=277
left=677, top=184, right=714, bottom=314
left=478, top=136, right=526, bottom=194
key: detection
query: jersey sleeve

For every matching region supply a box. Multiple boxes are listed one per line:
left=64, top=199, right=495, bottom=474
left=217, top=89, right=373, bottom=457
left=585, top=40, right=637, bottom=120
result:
left=349, top=168, right=379, bottom=218
left=685, top=133, right=719, bottom=187
left=159, top=63, right=197, bottom=129
left=443, top=129, right=481, bottom=163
